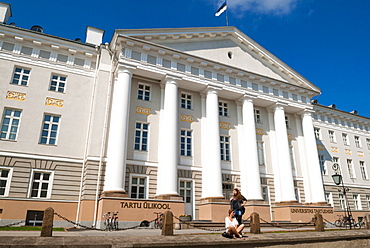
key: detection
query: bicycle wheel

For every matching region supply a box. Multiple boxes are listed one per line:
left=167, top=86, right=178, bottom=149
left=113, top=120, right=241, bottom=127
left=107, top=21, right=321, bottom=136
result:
left=334, top=220, right=342, bottom=227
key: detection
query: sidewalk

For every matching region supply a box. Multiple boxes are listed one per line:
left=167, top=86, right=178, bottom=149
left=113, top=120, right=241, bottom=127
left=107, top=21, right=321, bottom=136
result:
left=0, top=228, right=370, bottom=248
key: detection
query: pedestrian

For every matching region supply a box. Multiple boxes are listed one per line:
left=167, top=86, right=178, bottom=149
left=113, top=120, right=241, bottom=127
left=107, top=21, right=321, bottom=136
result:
left=230, top=188, right=247, bottom=225
left=224, top=209, right=245, bottom=239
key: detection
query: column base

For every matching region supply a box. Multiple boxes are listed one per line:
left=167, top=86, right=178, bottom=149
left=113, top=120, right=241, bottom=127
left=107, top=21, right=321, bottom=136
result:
left=100, top=191, right=128, bottom=198
left=244, top=200, right=271, bottom=222
left=273, top=203, right=334, bottom=222
left=199, top=197, right=229, bottom=222
left=154, top=194, right=183, bottom=201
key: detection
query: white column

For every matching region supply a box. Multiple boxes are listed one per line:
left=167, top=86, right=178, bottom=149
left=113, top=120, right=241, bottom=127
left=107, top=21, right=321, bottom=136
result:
left=104, top=67, right=132, bottom=193
left=301, top=111, right=326, bottom=203
left=202, top=87, right=223, bottom=198
left=274, top=103, right=296, bottom=202
left=267, top=109, right=281, bottom=202
left=156, top=77, right=179, bottom=196
left=240, top=97, right=263, bottom=200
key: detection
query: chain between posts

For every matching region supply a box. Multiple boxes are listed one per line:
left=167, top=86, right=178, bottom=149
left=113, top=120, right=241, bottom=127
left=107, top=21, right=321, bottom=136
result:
left=54, top=212, right=158, bottom=231
left=259, top=217, right=313, bottom=230
left=323, top=218, right=338, bottom=228
left=0, top=220, right=25, bottom=228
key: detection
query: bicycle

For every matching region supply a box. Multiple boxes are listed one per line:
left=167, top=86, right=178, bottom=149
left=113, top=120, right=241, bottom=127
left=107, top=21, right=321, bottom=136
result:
left=153, top=212, right=163, bottom=229
left=334, top=214, right=360, bottom=229
left=103, top=211, right=119, bottom=231
left=112, top=211, right=119, bottom=230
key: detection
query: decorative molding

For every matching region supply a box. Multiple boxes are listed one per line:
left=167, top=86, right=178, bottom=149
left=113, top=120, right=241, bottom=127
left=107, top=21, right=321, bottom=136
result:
left=345, top=149, right=352, bottom=155
left=6, top=91, right=26, bottom=101
left=220, top=122, right=231, bottom=130
left=358, top=151, right=364, bottom=157
left=256, top=128, right=264, bottom=135
left=45, top=97, right=64, bottom=107
left=287, top=134, right=293, bottom=140
left=317, top=144, right=325, bottom=150
left=136, top=106, right=151, bottom=115
left=181, top=114, right=193, bottom=123
left=331, top=147, right=338, bottom=153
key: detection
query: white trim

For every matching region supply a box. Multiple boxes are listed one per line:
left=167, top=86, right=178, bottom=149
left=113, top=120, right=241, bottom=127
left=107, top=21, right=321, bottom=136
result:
left=0, top=166, right=13, bottom=197
left=129, top=174, right=149, bottom=199
left=27, top=169, right=54, bottom=199
left=0, top=151, right=83, bottom=163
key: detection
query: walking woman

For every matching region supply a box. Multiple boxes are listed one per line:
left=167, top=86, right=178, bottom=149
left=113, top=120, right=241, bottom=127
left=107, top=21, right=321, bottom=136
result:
left=230, top=188, right=247, bottom=225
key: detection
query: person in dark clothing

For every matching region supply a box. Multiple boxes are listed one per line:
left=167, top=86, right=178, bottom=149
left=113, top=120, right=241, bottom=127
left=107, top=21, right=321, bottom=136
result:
left=230, top=188, right=247, bottom=225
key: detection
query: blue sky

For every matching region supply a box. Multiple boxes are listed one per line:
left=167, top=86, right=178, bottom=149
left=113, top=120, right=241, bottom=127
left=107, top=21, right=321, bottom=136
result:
left=5, top=0, right=370, bottom=118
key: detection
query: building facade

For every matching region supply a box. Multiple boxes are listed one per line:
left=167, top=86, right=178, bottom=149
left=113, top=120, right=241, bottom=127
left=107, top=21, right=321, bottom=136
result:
left=0, top=3, right=369, bottom=227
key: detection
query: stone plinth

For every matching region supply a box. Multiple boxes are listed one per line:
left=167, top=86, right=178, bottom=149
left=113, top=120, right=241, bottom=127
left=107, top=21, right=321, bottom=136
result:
left=273, top=203, right=333, bottom=222
left=198, top=198, right=229, bottom=222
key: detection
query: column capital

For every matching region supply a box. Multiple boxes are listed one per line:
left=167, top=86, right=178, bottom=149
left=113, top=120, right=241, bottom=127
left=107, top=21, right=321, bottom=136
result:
left=203, top=85, right=222, bottom=95
left=162, top=74, right=182, bottom=85
left=300, top=109, right=315, bottom=118
left=273, top=102, right=288, bottom=111
left=116, top=63, right=136, bottom=75
left=238, top=93, right=257, bottom=103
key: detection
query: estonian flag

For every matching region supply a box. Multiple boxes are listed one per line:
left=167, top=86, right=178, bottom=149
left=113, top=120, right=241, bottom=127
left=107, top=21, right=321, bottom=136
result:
left=215, top=1, right=227, bottom=16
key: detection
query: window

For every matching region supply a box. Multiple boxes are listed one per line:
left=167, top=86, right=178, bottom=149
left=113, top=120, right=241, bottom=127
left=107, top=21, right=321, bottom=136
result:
left=181, top=93, right=192, bottom=109
left=49, top=75, right=66, bottom=93
left=329, top=130, right=336, bottom=143
left=219, top=101, right=228, bottom=116
left=257, top=141, right=265, bottom=166
left=318, top=155, right=327, bottom=175
left=29, top=171, right=52, bottom=198
left=217, top=73, right=224, bottom=82
left=222, top=183, right=234, bottom=199
left=130, top=176, right=146, bottom=199
left=131, top=51, right=141, bottom=61
left=177, top=63, right=185, bottom=72
left=179, top=180, right=192, bottom=203
left=353, top=194, right=362, bottom=210
left=347, top=159, right=355, bottom=179
left=204, top=70, right=212, bottom=79
left=354, top=136, right=361, bottom=148
left=285, top=116, right=289, bottom=129
left=134, top=122, right=148, bottom=151
left=1, top=109, right=21, bottom=141
left=339, top=193, right=346, bottom=210
left=324, top=192, right=333, bottom=206
left=367, top=138, right=370, bottom=150
left=294, top=187, right=300, bottom=202
left=180, top=129, right=192, bottom=157
left=360, top=161, right=368, bottom=180
left=147, top=55, right=156, bottom=65
left=262, top=186, right=269, bottom=202
left=39, top=115, right=60, bottom=145
left=220, top=135, right=230, bottom=161
left=190, top=67, right=199, bottom=76
left=314, top=128, right=321, bottom=140
left=162, top=59, right=171, bottom=68
left=11, top=67, right=30, bottom=86
left=342, top=133, right=349, bottom=145
left=254, top=109, right=261, bottom=123
left=366, top=195, right=370, bottom=209
left=0, top=167, right=11, bottom=196
left=137, top=83, right=150, bottom=101
left=289, top=145, right=295, bottom=171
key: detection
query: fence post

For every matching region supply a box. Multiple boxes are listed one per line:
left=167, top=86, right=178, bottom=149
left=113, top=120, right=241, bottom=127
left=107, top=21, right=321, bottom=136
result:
left=250, top=212, right=261, bottom=234
left=161, top=211, right=173, bottom=236
left=314, top=213, right=324, bottom=232
left=41, top=207, right=54, bottom=237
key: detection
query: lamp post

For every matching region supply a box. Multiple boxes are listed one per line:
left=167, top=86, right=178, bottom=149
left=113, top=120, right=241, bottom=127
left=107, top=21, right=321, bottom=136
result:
left=331, top=173, right=352, bottom=229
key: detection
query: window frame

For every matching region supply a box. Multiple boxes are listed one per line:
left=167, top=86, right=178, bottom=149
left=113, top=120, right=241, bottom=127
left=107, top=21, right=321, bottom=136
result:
left=347, top=159, right=355, bottom=179
left=49, top=74, right=67, bottom=93
left=134, top=122, right=149, bottom=151
left=220, top=135, right=231, bottom=161
left=366, top=138, right=370, bottom=150
left=11, top=66, right=31, bottom=86
left=137, top=82, right=151, bottom=101
left=1, top=108, right=22, bottom=141
left=180, top=129, right=192, bottom=157
left=354, top=136, right=362, bottom=148
left=360, top=161, right=368, bottom=180
left=257, top=141, right=265, bottom=166
left=366, top=195, right=370, bottom=210
left=0, top=166, right=13, bottom=197
left=342, top=133, right=349, bottom=146
left=27, top=169, right=54, bottom=199
left=324, top=192, right=333, bottom=206
left=129, top=174, right=148, bottom=199
left=39, top=114, right=61, bottom=145
left=179, top=179, right=193, bottom=204
left=254, top=109, right=262, bottom=123
left=285, top=116, right=290, bottom=129
left=328, top=130, right=336, bottom=143
left=339, top=193, right=346, bottom=210
left=318, top=155, right=327, bottom=175
left=314, top=128, right=321, bottom=140
left=218, top=101, right=228, bottom=117
left=180, top=92, right=192, bottom=110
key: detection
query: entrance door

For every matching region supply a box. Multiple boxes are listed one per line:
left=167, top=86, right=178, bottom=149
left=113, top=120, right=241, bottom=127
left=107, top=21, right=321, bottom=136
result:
left=179, top=180, right=193, bottom=218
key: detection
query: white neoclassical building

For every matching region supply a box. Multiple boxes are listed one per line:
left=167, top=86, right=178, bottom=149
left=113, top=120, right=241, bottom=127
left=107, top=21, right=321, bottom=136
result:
left=0, top=2, right=369, bottom=227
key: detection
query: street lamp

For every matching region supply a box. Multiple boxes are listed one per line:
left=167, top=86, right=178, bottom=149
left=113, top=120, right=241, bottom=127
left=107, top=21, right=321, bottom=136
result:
left=331, top=173, right=353, bottom=229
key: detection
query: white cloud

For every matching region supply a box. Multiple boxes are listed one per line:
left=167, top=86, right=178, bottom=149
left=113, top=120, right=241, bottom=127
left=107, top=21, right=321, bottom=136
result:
left=221, top=0, right=298, bottom=15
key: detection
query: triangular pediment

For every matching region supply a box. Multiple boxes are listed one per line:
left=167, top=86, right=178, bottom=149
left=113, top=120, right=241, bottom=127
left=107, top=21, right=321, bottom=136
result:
left=115, top=27, right=320, bottom=93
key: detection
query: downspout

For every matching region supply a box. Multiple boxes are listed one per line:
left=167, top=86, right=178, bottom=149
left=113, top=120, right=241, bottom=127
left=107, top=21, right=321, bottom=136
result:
left=92, top=44, right=116, bottom=227
left=75, top=45, right=101, bottom=225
